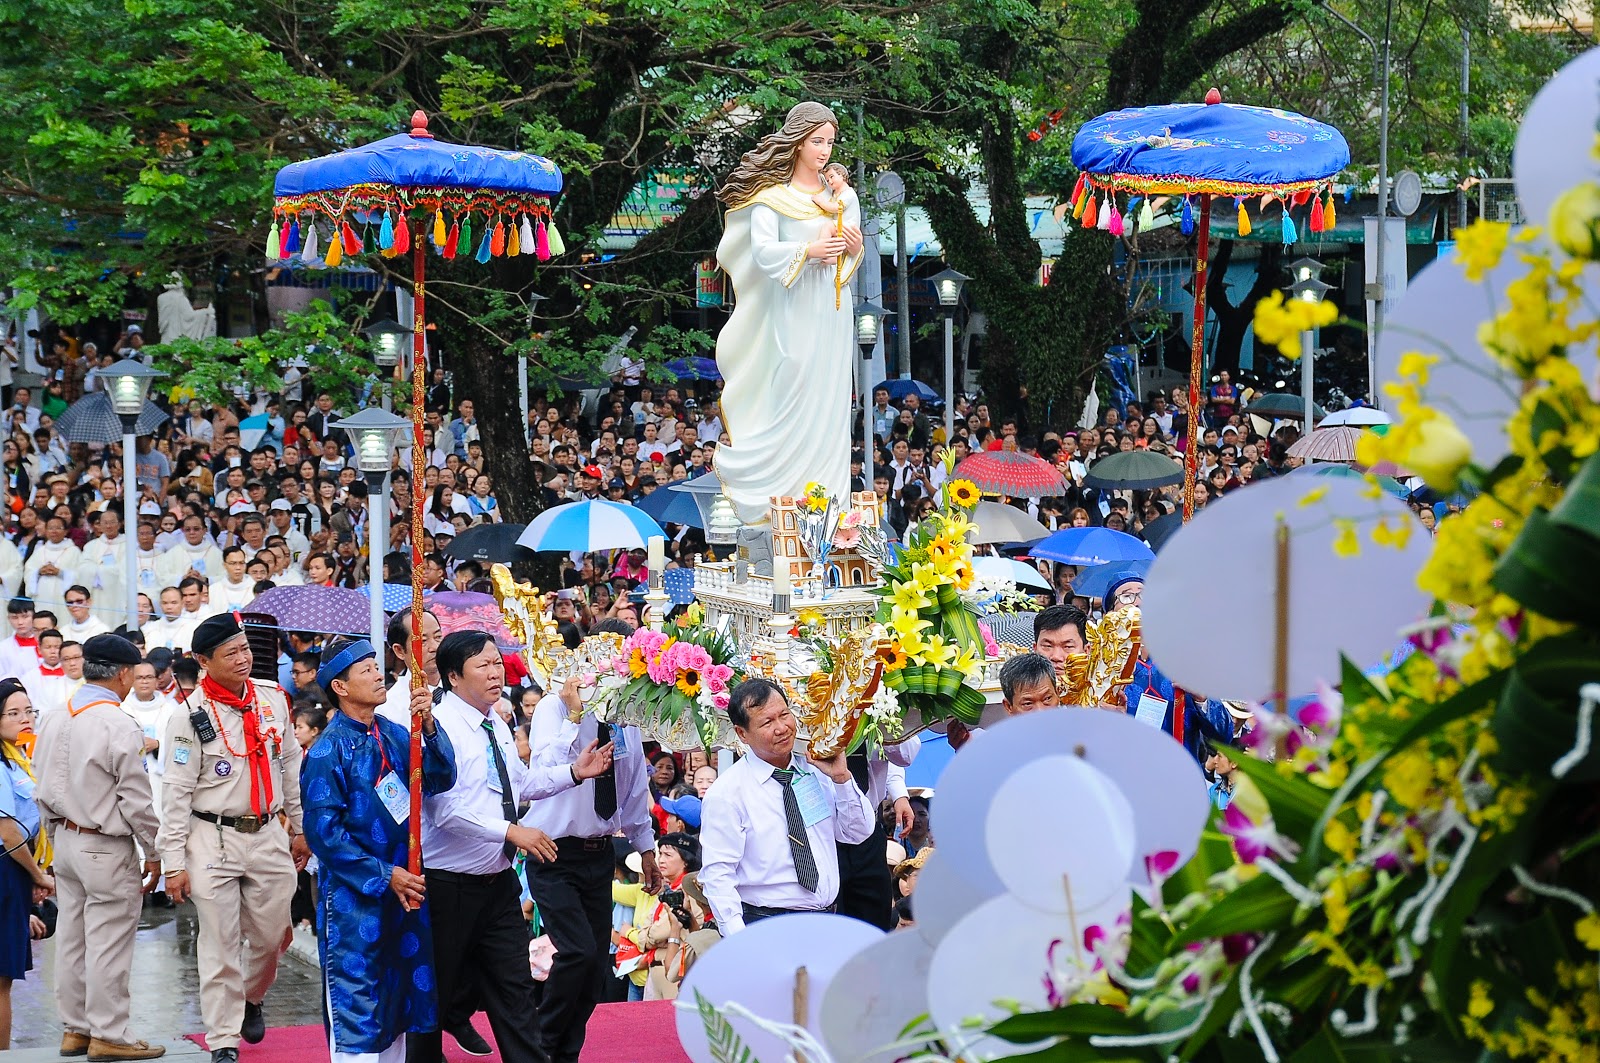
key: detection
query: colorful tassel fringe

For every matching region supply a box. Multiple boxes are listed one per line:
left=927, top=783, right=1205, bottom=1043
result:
left=535, top=218, right=551, bottom=260
left=284, top=220, right=300, bottom=256
left=458, top=216, right=472, bottom=254
left=546, top=219, right=565, bottom=256
left=490, top=219, right=506, bottom=257
left=1282, top=208, right=1298, bottom=246
left=266, top=220, right=281, bottom=260
left=474, top=228, right=493, bottom=264
left=379, top=213, right=395, bottom=250
left=324, top=232, right=343, bottom=268
left=1082, top=195, right=1099, bottom=229
left=1180, top=198, right=1194, bottom=235
left=444, top=221, right=460, bottom=260
left=433, top=211, right=447, bottom=246
left=1309, top=195, right=1325, bottom=233
left=1237, top=201, right=1252, bottom=237
left=341, top=221, right=361, bottom=256
left=519, top=217, right=535, bottom=255
left=1325, top=193, right=1337, bottom=229
left=393, top=215, right=411, bottom=254
left=1139, top=199, right=1156, bottom=231
left=507, top=221, right=521, bottom=257
left=302, top=221, right=319, bottom=262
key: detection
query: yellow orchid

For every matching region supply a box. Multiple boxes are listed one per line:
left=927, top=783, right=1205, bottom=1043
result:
left=1453, top=219, right=1510, bottom=281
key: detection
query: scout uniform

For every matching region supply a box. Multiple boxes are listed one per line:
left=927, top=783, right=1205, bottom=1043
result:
left=157, top=616, right=304, bottom=1061
left=32, top=634, right=166, bottom=1061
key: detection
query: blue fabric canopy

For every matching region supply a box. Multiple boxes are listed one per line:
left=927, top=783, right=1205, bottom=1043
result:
left=1071, top=102, right=1349, bottom=197
left=275, top=129, right=563, bottom=199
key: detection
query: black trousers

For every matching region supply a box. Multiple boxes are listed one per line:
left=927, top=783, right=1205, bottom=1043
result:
left=524, top=838, right=615, bottom=1063
left=834, top=821, right=894, bottom=931
left=407, top=867, right=545, bottom=1063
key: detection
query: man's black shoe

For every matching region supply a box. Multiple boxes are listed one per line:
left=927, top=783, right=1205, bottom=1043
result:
left=241, top=1001, right=266, bottom=1045
left=211, top=1050, right=239, bottom=1063
left=447, top=1024, right=493, bottom=1057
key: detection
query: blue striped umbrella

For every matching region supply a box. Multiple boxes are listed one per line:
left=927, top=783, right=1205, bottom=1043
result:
left=516, top=499, right=665, bottom=552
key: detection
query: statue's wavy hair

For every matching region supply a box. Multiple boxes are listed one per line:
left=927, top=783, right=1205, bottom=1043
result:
left=716, top=102, right=840, bottom=207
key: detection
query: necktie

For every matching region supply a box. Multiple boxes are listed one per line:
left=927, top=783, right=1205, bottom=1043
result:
left=481, top=718, right=518, bottom=861
left=846, top=750, right=870, bottom=794
left=593, top=721, right=618, bottom=819
left=769, top=768, right=819, bottom=893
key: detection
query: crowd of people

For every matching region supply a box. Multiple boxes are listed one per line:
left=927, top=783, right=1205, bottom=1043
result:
left=0, top=331, right=1404, bottom=1063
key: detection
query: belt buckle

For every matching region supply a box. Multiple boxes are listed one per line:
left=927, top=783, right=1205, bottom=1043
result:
left=234, top=815, right=263, bottom=834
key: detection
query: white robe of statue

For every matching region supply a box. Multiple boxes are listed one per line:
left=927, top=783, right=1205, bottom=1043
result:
left=157, top=274, right=217, bottom=343
left=714, top=184, right=861, bottom=525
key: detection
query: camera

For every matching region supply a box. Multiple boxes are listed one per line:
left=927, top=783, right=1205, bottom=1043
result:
left=658, top=889, right=684, bottom=909
left=627, top=588, right=648, bottom=605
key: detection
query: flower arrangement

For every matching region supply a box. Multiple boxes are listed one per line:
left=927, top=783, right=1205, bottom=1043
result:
left=1012, top=219, right=1600, bottom=1056
left=589, top=619, right=743, bottom=752
left=871, top=469, right=991, bottom=725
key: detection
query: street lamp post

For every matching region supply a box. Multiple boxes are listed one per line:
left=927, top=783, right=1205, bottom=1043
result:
left=855, top=299, right=891, bottom=490
left=103, top=359, right=163, bottom=630
left=928, top=267, right=969, bottom=445
left=363, top=319, right=409, bottom=411
left=334, top=407, right=412, bottom=650
left=1289, top=257, right=1333, bottom=426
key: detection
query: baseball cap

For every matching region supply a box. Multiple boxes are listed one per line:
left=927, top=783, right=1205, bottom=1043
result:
left=659, top=794, right=702, bottom=830
left=228, top=500, right=253, bottom=515
left=269, top=499, right=292, bottom=512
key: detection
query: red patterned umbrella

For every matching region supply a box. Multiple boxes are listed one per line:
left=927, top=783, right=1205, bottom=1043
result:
left=427, top=590, right=520, bottom=651
left=953, top=451, right=1069, bottom=498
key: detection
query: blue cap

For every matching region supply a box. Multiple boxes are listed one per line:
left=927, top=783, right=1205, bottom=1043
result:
left=659, top=793, right=702, bottom=830
left=1103, top=569, right=1145, bottom=606
left=316, top=639, right=377, bottom=691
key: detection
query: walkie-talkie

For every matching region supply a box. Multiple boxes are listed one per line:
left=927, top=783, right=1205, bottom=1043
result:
left=190, top=706, right=218, bottom=743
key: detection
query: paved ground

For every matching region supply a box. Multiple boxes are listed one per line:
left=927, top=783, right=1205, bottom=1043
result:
left=12, top=902, right=323, bottom=1050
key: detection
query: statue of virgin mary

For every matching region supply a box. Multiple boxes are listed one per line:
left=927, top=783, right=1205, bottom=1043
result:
left=713, top=102, right=863, bottom=525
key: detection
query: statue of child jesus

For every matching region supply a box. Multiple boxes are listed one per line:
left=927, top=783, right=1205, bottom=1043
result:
left=811, top=163, right=858, bottom=309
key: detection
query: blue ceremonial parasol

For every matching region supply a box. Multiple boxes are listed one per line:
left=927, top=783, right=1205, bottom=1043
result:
left=271, top=110, right=565, bottom=877
left=873, top=379, right=940, bottom=403
left=1029, top=527, right=1154, bottom=567
left=665, top=357, right=722, bottom=382
left=1071, top=90, right=1348, bottom=525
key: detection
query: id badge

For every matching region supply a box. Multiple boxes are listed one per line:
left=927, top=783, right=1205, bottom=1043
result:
left=376, top=771, right=409, bottom=824
left=610, top=726, right=635, bottom=760
left=1134, top=692, right=1168, bottom=729
left=791, top=768, right=831, bottom=828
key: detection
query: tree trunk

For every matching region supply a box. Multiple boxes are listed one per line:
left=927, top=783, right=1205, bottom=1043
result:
left=1205, top=240, right=1282, bottom=375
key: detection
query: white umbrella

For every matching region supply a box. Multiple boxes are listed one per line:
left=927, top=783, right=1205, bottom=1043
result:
left=1286, top=425, right=1365, bottom=463
left=969, top=501, right=1051, bottom=545
left=1319, top=406, right=1393, bottom=427
left=516, top=499, right=665, bottom=552
left=972, top=555, right=1051, bottom=590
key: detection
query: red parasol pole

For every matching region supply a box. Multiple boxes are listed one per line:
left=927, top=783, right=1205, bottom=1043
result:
left=1181, top=192, right=1211, bottom=523
left=407, top=238, right=427, bottom=875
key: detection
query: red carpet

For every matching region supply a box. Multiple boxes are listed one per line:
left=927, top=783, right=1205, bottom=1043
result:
left=185, top=1002, right=688, bottom=1062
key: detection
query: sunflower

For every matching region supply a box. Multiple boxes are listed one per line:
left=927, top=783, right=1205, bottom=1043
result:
left=946, top=479, right=982, bottom=509
left=676, top=669, right=703, bottom=697
left=878, top=644, right=909, bottom=671
left=797, top=608, right=825, bottom=628
left=627, top=648, right=649, bottom=679
left=928, top=533, right=959, bottom=565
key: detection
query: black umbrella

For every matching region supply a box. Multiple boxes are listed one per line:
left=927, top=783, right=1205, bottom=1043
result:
left=442, top=522, right=535, bottom=564
left=1082, top=450, right=1185, bottom=490
left=56, top=392, right=169, bottom=444
left=1142, top=511, right=1183, bottom=552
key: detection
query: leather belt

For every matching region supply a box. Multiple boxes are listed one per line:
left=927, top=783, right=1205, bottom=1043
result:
left=62, top=819, right=104, bottom=836
left=193, top=809, right=280, bottom=834
left=555, top=836, right=612, bottom=853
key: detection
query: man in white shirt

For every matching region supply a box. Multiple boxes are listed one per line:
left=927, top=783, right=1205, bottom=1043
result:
left=266, top=501, right=310, bottom=561
left=523, top=618, right=659, bottom=1063
left=143, top=588, right=197, bottom=652
left=377, top=609, right=442, bottom=730
left=177, top=577, right=215, bottom=622
left=699, top=678, right=874, bottom=934
left=156, top=516, right=224, bottom=589
left=212, top=547, right=255, bottom=611
left=413, top=632, right=612, bottom=1063
left=59, top=586, right=112, bottom=643
left=75, top=509, right=128, bottom=628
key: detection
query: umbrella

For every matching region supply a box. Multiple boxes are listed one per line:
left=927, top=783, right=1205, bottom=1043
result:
left=1081, top=450, right=1185, bottom=490
left=873, top=379, right=940, bottom=403
left=1073, top=559, right=1154, bottom=600
left=238, top=412, right=271, bottom=451
left=357, top=583, right=432, bottom=613
left=904, top=732, right=953, bottom=790
left=443, top=522, right=535, bottom=564
left=1029, top=527, right=1154, bottom=566
left=1290, top=462, right=1409, bottom=499
left=517, top=499, right=665, bottom=552
left=1287, top=426, right=1366, bottom=463
left=273, top=109, right=563, bottom=874
left=954, top=451, right=1068, bottom=498
left=1072, top=92, right=1349, bottom=523
left=664, top=357, right=722, bottom=381
left=969, top=501, right=1050, bottom=545
left=426, top=590, right=520, bottom=650
left=662, top=567, right=698, bottom=606
left=1141, top=511, right=1183, bottom=552
left=1248, top=393, right=1326, bottom=421
left=249, top=585, right=373, bottom=636
left=56, top=393, right=169, bottom=444
left=1319, top=406, right=1392, bottom=427
left=634, top=483, right=705, bottom=528
left=972, top=555, right=1052, bottom=590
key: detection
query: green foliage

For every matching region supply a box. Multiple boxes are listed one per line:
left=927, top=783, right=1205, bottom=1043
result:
left=693, top=989, right=752, bottom=1063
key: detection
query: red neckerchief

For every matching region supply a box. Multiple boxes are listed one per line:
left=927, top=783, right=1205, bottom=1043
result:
left=15, top=635, right=37, bottom=648
left=39, top=664, right=63, bottom=677
left=200, top=674, right=277, bottom=817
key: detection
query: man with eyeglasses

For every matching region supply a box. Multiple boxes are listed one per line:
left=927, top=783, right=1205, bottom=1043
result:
left=157, top=517, right=224, bottom=589
left=59, top=586, right=111, bottom=643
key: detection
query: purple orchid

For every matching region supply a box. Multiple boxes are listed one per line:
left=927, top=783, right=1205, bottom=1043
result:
left=1221, top=803, right=1297, bottom=864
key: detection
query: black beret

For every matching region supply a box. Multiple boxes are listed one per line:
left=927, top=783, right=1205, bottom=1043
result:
left=83, top=633, right=142, bottom=667
left=191, top=614, right=245, bottom=656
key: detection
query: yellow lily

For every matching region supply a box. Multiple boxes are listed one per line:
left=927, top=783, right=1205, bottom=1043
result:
left=890, top=580, right=932, bottom=613
left=920, top=634, right=956, bottom=669
left=890, top=606, right=932, bottom=638
left=911, top=561, right=945, bottom=592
